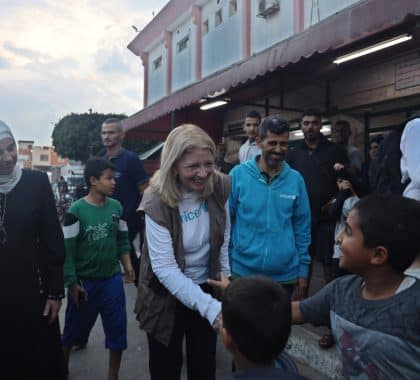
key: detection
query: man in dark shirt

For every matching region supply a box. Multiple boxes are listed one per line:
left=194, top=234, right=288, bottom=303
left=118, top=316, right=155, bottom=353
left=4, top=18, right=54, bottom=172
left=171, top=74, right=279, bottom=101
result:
left=286, top=109, right=348, bottom=285
left=102, top=118, right=149, bottom=284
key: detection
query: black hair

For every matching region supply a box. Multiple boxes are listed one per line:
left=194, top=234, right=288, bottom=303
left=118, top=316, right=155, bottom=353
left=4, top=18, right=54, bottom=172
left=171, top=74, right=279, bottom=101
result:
left=335, top=168, right=351, bottom=181
left=300, top=108, right=322, bottom=120
left=259, top=116, right=290, bottom=139
left=369, top=135, right=383, bottom=145
left=353, top=194, right=420, bottom=272
left=84, top=157, right=115, bottom=189
left=222, top=276, right=291, bottom=364
left=245, top=110, right=262, bottom=121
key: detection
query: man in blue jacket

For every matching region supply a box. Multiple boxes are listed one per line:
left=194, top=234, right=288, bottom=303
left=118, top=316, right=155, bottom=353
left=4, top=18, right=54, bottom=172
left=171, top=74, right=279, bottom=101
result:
left=229, top=116, right=311, bottom=300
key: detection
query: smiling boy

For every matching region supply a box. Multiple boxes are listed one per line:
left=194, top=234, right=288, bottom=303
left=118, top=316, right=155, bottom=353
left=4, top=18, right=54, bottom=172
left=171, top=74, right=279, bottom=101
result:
left=292, top=194, right=420, bottom=379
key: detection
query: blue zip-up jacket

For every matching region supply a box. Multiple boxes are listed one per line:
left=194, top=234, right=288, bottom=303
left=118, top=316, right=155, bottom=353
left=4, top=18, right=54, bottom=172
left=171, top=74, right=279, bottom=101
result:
left=229, top=158, right=311, bottom=282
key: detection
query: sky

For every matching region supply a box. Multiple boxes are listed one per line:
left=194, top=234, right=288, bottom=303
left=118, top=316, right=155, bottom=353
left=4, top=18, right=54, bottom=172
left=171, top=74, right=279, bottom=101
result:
left=0, top=0, right=168, bottom=145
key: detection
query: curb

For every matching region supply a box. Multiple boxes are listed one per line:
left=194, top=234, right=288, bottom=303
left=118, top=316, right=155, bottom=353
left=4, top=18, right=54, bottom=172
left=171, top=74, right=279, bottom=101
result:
left=286, top=326, right=341, bottom=379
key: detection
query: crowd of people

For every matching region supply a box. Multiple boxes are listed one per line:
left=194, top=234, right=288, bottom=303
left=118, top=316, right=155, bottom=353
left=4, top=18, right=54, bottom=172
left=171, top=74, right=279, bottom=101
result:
left=0, top=110, right=419, bottom=380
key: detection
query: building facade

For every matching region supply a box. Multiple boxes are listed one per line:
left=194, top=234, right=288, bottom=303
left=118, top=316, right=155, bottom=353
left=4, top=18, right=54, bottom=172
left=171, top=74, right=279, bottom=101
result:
left=124, top=0, right=420, bottom=159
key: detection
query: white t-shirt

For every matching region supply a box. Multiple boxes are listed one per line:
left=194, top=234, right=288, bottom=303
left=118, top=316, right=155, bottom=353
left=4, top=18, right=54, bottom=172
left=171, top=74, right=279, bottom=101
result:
left=145, top=192, right=231, bottom=324
left=405, top=267, right=420, bottom=279
left=239, top=139, right=261, bottom=163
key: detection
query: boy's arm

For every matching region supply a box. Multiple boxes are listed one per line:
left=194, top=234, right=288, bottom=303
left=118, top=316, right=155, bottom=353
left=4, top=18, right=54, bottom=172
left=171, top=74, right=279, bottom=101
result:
left=116, top=210, right=134, bottom=282
left=294, top=281, right=335, bottom=327
left=63, top=210, right=88, bottom=308
left=292, top=301, right=306, bottom=324
left=120, top=252, right=134, bottom=283
left=63, top=212, right=79, bottom=289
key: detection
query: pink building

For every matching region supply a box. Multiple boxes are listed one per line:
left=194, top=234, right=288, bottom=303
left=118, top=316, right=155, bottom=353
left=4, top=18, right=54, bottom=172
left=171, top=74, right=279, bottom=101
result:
left=124, top=0, right=420, bottom=154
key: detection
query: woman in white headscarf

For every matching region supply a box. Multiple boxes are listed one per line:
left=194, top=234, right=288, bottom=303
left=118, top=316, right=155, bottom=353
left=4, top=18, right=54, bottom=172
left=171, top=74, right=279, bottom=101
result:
left=400, top=116, right=420, bottom=278
left=0, top=120, right=66, bottom=379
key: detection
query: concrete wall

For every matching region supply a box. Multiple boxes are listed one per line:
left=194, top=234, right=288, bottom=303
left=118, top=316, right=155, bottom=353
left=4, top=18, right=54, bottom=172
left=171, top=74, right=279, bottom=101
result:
left=172, top=18, right=196, bottom=91
left=148, top=42, right=166, bottom=104
left=202, top=0, right=243, bottom=77
left=139, top=0, right=365, bottom=103
left=303, top=0, right=360, bottom=29
left=251, top=0, right=294, bottom=54
left=32, top=146, right=52, bottom=167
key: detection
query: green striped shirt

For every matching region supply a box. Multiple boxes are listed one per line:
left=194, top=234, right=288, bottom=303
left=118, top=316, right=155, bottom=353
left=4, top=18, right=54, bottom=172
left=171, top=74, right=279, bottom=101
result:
left=63, top=197, right=130, bottom=288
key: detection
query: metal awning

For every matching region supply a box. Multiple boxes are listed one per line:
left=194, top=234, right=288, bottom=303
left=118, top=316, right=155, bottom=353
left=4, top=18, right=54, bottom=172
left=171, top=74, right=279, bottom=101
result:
left=123, top=0, right=420, bottom=132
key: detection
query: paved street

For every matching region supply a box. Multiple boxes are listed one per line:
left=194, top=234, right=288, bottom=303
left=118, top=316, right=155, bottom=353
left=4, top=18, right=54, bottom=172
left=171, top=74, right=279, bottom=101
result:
left=60, top=284, right=233, bottom=380
left=60, top=266, right=330, bottom=379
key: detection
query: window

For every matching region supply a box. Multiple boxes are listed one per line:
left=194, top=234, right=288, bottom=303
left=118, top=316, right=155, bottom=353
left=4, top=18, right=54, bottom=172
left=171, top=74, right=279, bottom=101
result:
left=177, top=35, right=189, bottom=53
left=152, top=56, right=162, bottom=71
left=215, top=9, right=223, bottom=27
left=40, top=154, right=49, bottom=161
left=202, top=19, right=209, bottom=36
left=229, top=0, right=237, bottom=17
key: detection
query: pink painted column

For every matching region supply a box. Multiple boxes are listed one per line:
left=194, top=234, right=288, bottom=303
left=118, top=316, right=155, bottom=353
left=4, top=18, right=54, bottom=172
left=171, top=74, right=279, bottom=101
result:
left=242, top=0, right=251, bottom=59
left=164, top=31, right=173, bottom=95
left=140, top=52, right=149, bottom=107
left=294, top=0, right=304, bottom=34
left=192, top=5, right=202, bottom=81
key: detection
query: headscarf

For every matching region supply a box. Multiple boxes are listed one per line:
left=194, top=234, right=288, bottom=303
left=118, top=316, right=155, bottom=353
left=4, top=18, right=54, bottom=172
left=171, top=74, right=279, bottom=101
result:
left=401, top=118, right=420, bottom=201
left=0, top=120, right=22, bottom=194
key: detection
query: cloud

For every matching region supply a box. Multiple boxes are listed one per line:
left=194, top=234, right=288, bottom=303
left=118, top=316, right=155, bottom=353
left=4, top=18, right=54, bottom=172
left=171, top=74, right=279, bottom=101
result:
left=26, top=57, right=80, bottom=74
left=0, top=73, right=139, bottom=143
left=122, top=87, right=140, bottom=101
left=96, top=48, right=132, bottom=75
left=0, top=56, right=10, bottom=69
left=3, top=41, right=49, bottom=60
left=0, top=1, right=169, bottom=145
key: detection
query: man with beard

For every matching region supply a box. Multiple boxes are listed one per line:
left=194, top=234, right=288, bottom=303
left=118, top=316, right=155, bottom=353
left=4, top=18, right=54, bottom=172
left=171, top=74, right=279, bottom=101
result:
left=229, top=116, right=311, bottom=300
left=286, top=109, right=348, bottom=287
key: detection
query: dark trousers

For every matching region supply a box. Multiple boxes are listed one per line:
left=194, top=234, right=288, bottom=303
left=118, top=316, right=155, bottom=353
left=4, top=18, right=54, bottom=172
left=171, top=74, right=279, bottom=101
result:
left=147, top=288, right=217, bottom=380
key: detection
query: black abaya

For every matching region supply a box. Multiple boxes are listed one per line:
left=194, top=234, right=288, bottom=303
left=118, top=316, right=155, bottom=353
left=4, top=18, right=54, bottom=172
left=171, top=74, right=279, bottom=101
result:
left=0, top=169, right=66, bottom=379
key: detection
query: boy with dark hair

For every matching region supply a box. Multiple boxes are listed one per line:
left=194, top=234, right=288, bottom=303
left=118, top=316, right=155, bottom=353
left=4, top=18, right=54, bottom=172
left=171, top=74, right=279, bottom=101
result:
left=62, top=157, right=134, bottom=380
left=238, top=110, right=262, bottom=163
left=292, top=194, right=420, bottom=379
left=221, top=276, right=306, bottom=379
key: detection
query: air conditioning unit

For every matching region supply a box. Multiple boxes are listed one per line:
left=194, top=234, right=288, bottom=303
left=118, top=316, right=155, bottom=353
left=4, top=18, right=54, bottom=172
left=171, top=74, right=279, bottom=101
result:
left=257, top=0, right=280, bottom=18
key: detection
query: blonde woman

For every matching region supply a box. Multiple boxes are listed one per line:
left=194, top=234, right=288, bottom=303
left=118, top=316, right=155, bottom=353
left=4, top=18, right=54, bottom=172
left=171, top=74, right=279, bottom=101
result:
left=135, top=124, right=231, bottom=380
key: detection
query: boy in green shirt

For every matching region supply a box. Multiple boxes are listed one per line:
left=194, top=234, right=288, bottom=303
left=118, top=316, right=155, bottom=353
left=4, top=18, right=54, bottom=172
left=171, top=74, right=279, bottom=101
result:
left=62, top=158, right=134, bottom=380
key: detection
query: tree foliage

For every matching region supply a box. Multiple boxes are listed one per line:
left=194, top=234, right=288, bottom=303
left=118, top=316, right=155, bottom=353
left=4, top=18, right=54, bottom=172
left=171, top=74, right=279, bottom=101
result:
left=52, top=112, right=155, bottom=162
